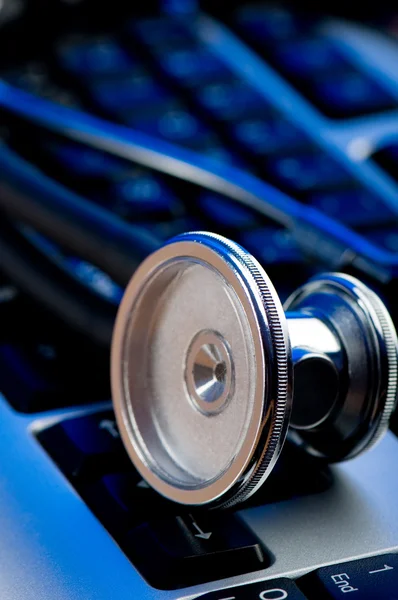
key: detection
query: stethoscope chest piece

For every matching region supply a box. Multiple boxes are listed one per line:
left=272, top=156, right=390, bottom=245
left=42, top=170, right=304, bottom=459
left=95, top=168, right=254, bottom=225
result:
left=111, top=232, right=398, bottom=508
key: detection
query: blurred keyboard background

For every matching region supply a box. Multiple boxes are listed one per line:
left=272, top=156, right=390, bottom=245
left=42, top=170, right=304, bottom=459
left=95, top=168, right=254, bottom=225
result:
left=0, top=1, right=397, bottom=596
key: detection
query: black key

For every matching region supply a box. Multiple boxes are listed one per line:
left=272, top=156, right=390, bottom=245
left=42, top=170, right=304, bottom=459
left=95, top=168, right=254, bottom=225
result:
left=155, top=45, right=230, bottom=87
left=198, top=193, right=258, bottom=229
left=38, top=411, right=130, bottom=480
left=268, top=152, right=351, bottom=191
left=311, top=70, right=396, bottom=118
left=0, top=289, right=110, bottom=412
left=124, top=512, right=268, bottom=588
left=236, top=5, right=299, bottom=44
left=362, top=226, right=398, bottom=254
left=109, top=169, right=182, bottom=219
left=3, top=63, right=79, bottom=107
left=130, top=16, right=193, bottom=48
left=89, top=70, right=171, bottom=115
left=141, top=217, right=203, bottom=241
left=373, top=144, right=398, bottom=183
left=202, top=143, right=244, bottom=168
left=197, top=79, right=270, bottom=122
left=48, top=143, right=124, bottom=179
left=273, top=37, right=347, bottom=77
left=126, top=102, right=214, bottom=149
left=58, top=36, right=133, bottom=77
left=239, top=227, right=302, bottom=264
left=308, top=188, right=396, bottom=227
left=0, top=342, right=60, bottom=412
left=81, top=471, right=175, bottom=535
left=231, top=116, right=309, bottom=157
left=199, top=578, right=308, bottom=599
left=299, top=553, right=398, bottom=599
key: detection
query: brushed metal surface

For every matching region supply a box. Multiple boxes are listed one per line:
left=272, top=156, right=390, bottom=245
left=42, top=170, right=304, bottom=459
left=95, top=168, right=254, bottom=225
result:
left=0, top=393, right=397, bottom=600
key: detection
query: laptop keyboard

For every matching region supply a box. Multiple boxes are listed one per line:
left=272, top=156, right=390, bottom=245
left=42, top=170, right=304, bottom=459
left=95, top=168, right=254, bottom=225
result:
left=0, top=2, right=397, bottom=597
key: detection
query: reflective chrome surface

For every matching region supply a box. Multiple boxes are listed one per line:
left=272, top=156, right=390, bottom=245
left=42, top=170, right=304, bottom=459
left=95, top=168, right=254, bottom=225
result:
left=111, top=232, right=291, bottom=507
left=112, top=233, right=398, bottom=507
left=285, top=273, right=398, bottom=461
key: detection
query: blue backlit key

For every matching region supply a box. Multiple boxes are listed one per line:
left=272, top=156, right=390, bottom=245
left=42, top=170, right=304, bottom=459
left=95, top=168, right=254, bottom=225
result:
left=48, top=143, right=124, bottom=178
left=200, top=142, right=244, bottom=167
left=309, top=189, right=396, bottom=227
left=232, top=117, right=308, bottom=156
left=156, top=46, right=230, bottom=86
left=199, top=193, right=257, bottom=228
left=268, top=152, right=351, bottom=190
left=313, top=71, right=395, bottom=116
left=142, top=218, right=202, bottom=241
left=58, top=37, right=133, bottom=77
left=239, top=227, right=301, bottom=264
left=130, top=17, right=192, bottom=47
left=111, top=170, right=180, bottom=216
left=197, top=79, right=270, bottom=121
left=274, top=37, right=347, bottom=76
left=364, top=227, right=398, bottom=253
left=236, top=5, right=298, bottom=43
left=89, top=71, right=170, bottom=114
left=127, top=103, right=213, bottom=148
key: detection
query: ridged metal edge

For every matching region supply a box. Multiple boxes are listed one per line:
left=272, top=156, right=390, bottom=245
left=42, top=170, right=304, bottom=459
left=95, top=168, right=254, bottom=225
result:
left=345, top=277, right=398, bottom=456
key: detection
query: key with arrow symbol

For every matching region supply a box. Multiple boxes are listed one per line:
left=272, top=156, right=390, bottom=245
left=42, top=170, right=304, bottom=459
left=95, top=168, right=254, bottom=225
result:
left=126, top=511, right=267, bottom=588
left=189, top=514, right=213, bottom=540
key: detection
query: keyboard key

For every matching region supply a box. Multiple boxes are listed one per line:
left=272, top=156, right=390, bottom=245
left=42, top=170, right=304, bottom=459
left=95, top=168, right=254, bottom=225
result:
left=363, top=227, right=398, bottom=253
left=197, top=79, right=270, bottom=121
left=236, top=5, right=299, bottom=43
left=239, top=227, right=302, bottom=264
left=110, top=170, right=181, bottom=217
left=89, top=71, right=170, bottom=114
left=3, top=63, right=79, bottom=106
left=312, top=71, right=396, bottom=117
left=48, top=143, right=124, bottom=178
left=156, top=46, right=230, bottom=86
left=82, top=471, right=176, bottom=535
left=58, top=36, right=133, bottom=76
left=309, top=189, right=396, bottom=227
left=273, top=38, right=347, bottom=77
left=299, top=553, right=398, bottom=598
left=373, top=144, right=398, bottom=183
left=127, top=103, right=213, bottom=148
left=130, top=16, right=193, bottom=47
left=141, top=217, right=203, bottom=241
left=38, top=412, right=130, bottom=480
left=2, top=62, right=49, bottom=95
left=268, top=152, right=351, bottom=191
left=124, top=512, right=267, bottom=588
left=0, top=343, right=59, bottom=412
left=80, top=471, right=141, bottom=535
left=231, top=117, right=308, bottom=156
left=202, top=144, right=244, bottom=167
left=199, top=193, right=257, bottom=229
left=0, top=293, right=110, bottom=412
left=199, top=578, right=308, bottom=600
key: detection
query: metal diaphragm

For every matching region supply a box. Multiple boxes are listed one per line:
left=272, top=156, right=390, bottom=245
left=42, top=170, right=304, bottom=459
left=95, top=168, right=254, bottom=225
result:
left=111, top=232, right=292, bottom=507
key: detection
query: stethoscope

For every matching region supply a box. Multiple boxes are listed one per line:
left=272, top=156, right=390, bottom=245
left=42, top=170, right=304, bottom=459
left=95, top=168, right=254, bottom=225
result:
left=0, top=84, right=397, bottom=508
left=111, top=231, right=398, bottom=508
